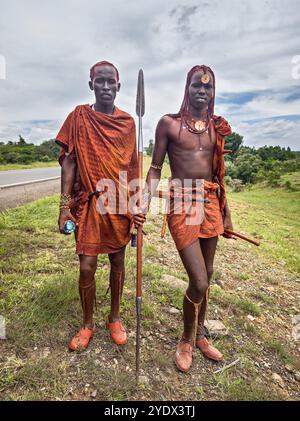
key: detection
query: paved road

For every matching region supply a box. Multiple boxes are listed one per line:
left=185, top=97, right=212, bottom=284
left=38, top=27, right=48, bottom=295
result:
left=0, top=167, right=61, bottom=187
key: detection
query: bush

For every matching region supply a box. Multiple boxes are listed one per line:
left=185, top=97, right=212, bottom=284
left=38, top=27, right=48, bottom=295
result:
left=231, top=179, right=244, bottom=192
left=5, top=152, right=20, bottom=163
left=224, top=175, right=233, bottom=188
left=224, top=175, right=244, bottom=192
left=235, top=153, right=263, bottom=184
left=267, top=170, right=281, bottom=187
left=40, top=155, right=51, bottom=162
left=225, top=161, right=238, bottom=179
left=283, top=180, right=296, bottom=191
left=21, top=155, right=34, bottom=164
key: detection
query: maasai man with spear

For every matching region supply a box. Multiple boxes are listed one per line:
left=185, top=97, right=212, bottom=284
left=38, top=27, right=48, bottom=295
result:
left=56, top=61, right=138, bottom=351
left=133, top=65, right=233, bottom=372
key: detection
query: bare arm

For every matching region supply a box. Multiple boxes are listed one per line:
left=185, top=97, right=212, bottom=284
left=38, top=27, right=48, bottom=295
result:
left=58, top=153, right=77, bottom=233
left=223, top=199, right=233, bottom=231
left=144, top=116, right=169, bottom=199
left=61, top=154, right=76, bottom=194
left=132, top=116, right=169, bottom=226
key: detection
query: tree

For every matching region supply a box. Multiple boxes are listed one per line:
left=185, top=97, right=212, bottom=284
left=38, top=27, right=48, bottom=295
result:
left=18, top=135, right=27, bottom=146
left=5, top=152, right=20, bottom=163
left=225, top=160, right=238, bottom=179
left=37, top=139, right=60, bottom=160
left=145, top=139, right=154, bottom=156
left=224, top=132, right=243, bottom=160
left=235, top=153, right=263, bottom=184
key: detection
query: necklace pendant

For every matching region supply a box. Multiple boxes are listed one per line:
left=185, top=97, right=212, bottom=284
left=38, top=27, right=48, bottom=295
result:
left=195, top=120, right=205, bottom=131
left=199, top=147, right=203, bottom=151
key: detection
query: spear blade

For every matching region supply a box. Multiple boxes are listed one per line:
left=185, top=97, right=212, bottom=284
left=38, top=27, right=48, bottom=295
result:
left=136, top=69, right=145, bottom=118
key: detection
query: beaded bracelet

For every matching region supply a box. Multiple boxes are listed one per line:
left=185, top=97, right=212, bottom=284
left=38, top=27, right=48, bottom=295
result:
left=150, top=163, right=162, bottom=170
left=59, top=193, right=72, bottom=209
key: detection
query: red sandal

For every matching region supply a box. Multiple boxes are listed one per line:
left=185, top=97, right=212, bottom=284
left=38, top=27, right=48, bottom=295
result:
left=175, top=341, right=193, bottom=373
left=196, top=337, right=224, bottom=361
left=106, top=318, right=127, bottom=345
left=69, top=325, right=95, bottom=352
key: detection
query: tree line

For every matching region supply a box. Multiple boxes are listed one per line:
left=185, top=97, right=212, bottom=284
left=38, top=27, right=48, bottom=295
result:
left=146, top=134, right=300, bottom=190
left=1, top=135, right=299, bottom=191
left=0, top=136, right=60, bottom=164
left=223, top=133, right=300, bottom=190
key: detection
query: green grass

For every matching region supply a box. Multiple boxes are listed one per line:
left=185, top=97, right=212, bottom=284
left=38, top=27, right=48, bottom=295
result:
left=263, top=337, right=300, bottom=371
left=0, top=154, right=160, bottom=175
left=143, top=155, right=170, bottom=180
left=0, top=161, right=59, bottom=171
left=1, top=182, right=299, bottom=401
left=228, top=173, right=300, bottom=274
left=216, top=293, right=261, bottom=316
left=280, top=172, right=300, bottom=190
left=213, top=373, right=281, bottom=401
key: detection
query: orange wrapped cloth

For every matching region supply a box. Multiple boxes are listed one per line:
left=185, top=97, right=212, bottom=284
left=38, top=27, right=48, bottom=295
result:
left=167, top=115, right=232, bottom=251
left=56, top=105, right=138, bottom=255
left=167, top=181, right=223, bottom=250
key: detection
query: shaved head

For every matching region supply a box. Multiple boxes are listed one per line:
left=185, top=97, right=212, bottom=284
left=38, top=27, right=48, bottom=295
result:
left=90, top=60, right=119, bottom=81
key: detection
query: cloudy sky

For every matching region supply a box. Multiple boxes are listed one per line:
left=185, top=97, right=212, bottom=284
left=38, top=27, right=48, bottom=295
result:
left=0, top=0, right=299, bottom=149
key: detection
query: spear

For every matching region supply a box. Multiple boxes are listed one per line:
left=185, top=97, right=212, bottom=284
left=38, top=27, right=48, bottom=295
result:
left=135, top=69, right=145, bottom=382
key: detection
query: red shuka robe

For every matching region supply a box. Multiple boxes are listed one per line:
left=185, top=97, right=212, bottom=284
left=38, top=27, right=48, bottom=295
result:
left=56, top=104, right=138, bottom=255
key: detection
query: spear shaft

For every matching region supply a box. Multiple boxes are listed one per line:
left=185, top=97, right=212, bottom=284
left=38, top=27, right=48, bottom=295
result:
left=135, top=69, right=145, bottom=382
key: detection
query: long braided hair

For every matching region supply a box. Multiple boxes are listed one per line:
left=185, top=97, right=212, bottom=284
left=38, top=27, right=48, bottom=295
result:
left=168, top=65, right=216, bottom=140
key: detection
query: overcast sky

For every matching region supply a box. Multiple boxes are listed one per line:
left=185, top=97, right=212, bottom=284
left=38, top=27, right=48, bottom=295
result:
left=0, top=0, right=299, bottom=149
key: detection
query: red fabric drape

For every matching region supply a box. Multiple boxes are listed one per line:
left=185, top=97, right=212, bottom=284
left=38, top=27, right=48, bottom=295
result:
left=56, top=105, right=138, bottom=255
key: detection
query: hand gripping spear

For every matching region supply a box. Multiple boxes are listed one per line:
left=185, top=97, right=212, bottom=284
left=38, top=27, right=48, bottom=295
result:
left=135, top=69, right=145, bottom=381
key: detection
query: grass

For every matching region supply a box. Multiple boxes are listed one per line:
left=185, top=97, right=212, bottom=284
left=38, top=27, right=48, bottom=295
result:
left=213, top=373, right=281, bottom=401
left=0, top=161, right=59, bottom=171
left=263, top=337, right=300, bottom=371
left=144, top=159, right=300, bottom=274
left=214, top=292, right=261, bottom=316
left=143, top=155, right=171, bottom=180
left=0, top=177, right=299, bottom=400
left=280, top=172, right=300, bottom=190
left=228, top=172, right=300, bottom=274
left=0, top=155, right=164, bottom=175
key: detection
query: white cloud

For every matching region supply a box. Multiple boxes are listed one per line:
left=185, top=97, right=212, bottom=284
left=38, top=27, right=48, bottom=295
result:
left=235, top=118, right=300, bottom=149
left=0, top=0, right=299, bottom=148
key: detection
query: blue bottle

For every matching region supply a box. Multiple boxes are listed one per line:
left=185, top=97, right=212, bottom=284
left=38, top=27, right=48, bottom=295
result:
left=63, top=220, right=76, bottom=235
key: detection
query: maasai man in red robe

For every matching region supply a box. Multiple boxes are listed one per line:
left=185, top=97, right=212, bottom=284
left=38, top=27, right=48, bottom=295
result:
left=56, top=61, right=138, bottom=351
left=133, top=65, right=233, bottom=372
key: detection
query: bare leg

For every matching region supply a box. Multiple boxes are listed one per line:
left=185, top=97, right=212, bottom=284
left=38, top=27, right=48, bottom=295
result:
left=108, top=246, right=126, bottom=323
left=197, top=236, right=218, bottom=338
left=193, top=236, right=224, bottom=361
left=178, top=240, right=209, bottom=342
left=78, top=255, right=98, bottom=328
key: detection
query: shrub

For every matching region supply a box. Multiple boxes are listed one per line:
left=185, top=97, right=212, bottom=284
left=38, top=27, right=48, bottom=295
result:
left=267, top=170, right=281, bottom=187
left=231, top=179, right=244, bottom=192
left=5, top=152, right=20, bottom=163
left=40, top=155, right=51, bottom=162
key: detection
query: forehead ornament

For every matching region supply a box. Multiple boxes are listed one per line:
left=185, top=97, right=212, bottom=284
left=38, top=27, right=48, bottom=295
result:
left=201, top=73, right=210, bottom=84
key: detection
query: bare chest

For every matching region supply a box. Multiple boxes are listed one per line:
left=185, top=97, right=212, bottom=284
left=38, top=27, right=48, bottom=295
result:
left=168, top=118, right=216, bottom=153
